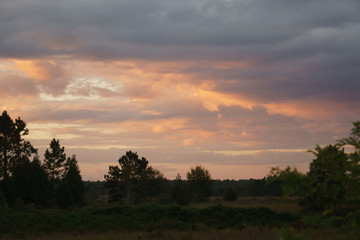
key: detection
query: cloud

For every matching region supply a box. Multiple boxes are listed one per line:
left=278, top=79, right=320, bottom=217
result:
left=0, top=73, right=38, bottom=97
left=2, top=59, right=71, bottom=96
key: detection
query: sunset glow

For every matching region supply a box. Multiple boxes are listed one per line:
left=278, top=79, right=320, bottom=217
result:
left=1, top=0, right=359, bottom=180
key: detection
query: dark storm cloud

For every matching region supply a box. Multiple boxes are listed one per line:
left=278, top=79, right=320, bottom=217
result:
left=1, top=0, right=359, bottom=107
left=1, top=0, right=359, bottom=58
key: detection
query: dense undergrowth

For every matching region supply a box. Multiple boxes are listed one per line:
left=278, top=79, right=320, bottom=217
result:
left=0, top=203, right=295, bottom=238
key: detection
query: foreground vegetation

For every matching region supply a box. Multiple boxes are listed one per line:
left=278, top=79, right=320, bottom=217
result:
left=0, top=203, right=294, bottom=236
left=0, top=200, right=358, bottom=240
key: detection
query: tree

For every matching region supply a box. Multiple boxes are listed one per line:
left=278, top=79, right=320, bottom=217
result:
left=267, top=166, right=308, bottom=198
left=63, top=155, right=84, bottom=206
left=305, top=145, right=348, bottom=211
left=104, top=151, right=166, bottom=203
left=186, top=166, right=212, bottom=202
left=9, top=155, right=51, bottom=206
left=337, top=121, right=360, bottom=150
left=0, top=111, right=37, bottom=180
left=171, top=173, right=190, bottom=205
left=267, top=122, right=360, bottom=215
left=43, top=138, right=66, bottom=181
left=337, top=121, right=360, bottom=211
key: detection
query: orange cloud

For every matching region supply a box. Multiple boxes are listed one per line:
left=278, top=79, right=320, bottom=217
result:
left=12, top=60, right=64, bottom=83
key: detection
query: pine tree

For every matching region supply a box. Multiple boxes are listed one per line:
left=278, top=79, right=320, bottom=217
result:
left=43, top=139, right=66, bottom=181
left=63, top=155, right=84, bottom=206
left=0, top=111, right=36, bottom=180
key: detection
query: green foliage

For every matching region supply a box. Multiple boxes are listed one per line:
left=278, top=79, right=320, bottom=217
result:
left=268, top=121, right=360, bottom=219
left=104, top=151, right=167, bottom=203
left=186, top=166, right=212, bottom=202
left=267, top=167, right=308, bottom=198
left=337, top=121, right=360, bottom=150
left=337, top=121, right=360, bottom=211
left=43, top=138, right=66, bottom=181
left=305, top=145, right=348, bottom=211
left=223, top=187, right=237, bottom=201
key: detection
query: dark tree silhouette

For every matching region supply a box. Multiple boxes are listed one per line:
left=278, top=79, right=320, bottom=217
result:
left=0, top=111, right=37, bottom=180
left=9, top=155, right=51, bottom=206
left=104, top=151, right=166, bottom=203
left=186, top=166, right=212, bottom=202
left=43, top=138, right=66, bottom=181
left=170, top=173, right=190, bottom=205
left=63, top=155, right=84, bottom=206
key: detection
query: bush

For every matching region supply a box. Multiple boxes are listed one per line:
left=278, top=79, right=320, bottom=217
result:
left=223, top=187, right=237, bottom=201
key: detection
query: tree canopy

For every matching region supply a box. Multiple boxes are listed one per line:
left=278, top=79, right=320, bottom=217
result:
left=0, top=111, right=37, bottom=180
left=104, top=151, right=166, bottom=203
left=186, top=165, right=212, bottom=202
left=43, top=138, right=66, bottom=181
left=0, top=111, right=84, bottom=208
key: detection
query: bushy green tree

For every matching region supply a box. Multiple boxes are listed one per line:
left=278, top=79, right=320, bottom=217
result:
left=104, top=151, right=166, bottom=203
left=267, top=166, right=308, bottom=198
left=268, top=121, right=360, bottom=215
left=337, top=121, right=360, bottom=211
left=43, top=139, right=66, bottom=181
left=306, top=145, right=348, bottom=211
left=186, top=166, right=212, bottom=202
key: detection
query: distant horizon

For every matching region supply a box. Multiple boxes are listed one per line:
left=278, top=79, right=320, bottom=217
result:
left=1, top=0, right=359, bottom=181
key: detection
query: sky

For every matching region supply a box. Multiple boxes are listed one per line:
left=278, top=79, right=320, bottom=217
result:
left=1, top=0, right=359, bottom=180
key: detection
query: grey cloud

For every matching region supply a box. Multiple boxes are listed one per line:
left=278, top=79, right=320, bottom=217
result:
left=1, top=0, right=359, bottom=59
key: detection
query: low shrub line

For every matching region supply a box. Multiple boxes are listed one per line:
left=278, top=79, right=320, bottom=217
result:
left=0, top=204, right=296, bottom=236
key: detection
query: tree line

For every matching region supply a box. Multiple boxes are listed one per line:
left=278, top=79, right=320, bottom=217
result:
left=104, top=151, right=213, bottom=204
left=0, top=111, right=215, bottom=207
left=1, top=110, right=360, bottom=217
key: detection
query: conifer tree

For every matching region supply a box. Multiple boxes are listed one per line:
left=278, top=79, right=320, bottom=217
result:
left=63, top=155, right=84, bottom=206
left=0, top=111, right=36, bottom=180
left=43, top=138, right=66, bottom=181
